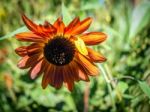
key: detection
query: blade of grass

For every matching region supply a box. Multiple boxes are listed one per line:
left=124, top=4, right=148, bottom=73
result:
left=138, top=81, right=150, bottom=99
left=0, top=27, right=27, bottom=41
left=98, top=64, right=117, bottom=111
left=129, top=1, right=150, bottom=39
left=61, top=2, right=72, bottom=25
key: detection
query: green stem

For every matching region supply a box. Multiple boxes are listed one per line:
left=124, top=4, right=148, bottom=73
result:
left=104, top=64, right=122, bottom=101
left=99, top=64, right=117, bottom=111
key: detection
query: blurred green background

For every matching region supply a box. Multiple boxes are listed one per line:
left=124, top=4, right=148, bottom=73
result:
left=0, top=0, right=150, bottom=112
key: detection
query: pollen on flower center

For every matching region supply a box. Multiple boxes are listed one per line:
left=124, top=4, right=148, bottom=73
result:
left=44, top=36, right=75, bottom=66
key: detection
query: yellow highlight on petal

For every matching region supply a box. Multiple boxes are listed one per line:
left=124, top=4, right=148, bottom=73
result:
left=75, top=37, right=88, bottom=55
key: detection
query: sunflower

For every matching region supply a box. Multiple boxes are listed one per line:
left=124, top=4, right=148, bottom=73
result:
left=15, top=14, right=107, bottom=91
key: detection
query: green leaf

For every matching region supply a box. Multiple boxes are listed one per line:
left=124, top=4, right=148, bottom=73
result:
left=62, top=95, right=76, bottom=111
left=30, top=87, right=64, bottom=107
left=129, top=1, right=150, bottom=39
left=17, top=96, right=32, bottom=108
left=61, top=2, right=72, bottom=25
left=116, top=81, right=128, bottom=93
left=138, top=81, right=150, bottom=99
left=0, top=27, right=27, bottom=41
left=123, top=94, right=134, bottom=99
left=115, top=81, right=129, bottom=101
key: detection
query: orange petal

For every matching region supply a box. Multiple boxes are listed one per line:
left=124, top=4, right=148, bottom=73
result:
left=80, top=32, right=107, bottom=45
left=74, top=37, right=88, bottom=55
left=42, top=21, right=56, bottom=33
left=15, top=46, right=27, bottom=57
left=36, top=22, right=56, bottom=37
left=29, top=59, right=44, bottom=79
left=69, top=17, right=92, bottom=35
left=53, top=17, right=65, bottom=35
left=22, top=14, right=37, bottom=32
left=87, top=47, right=106, bottom=63
left=76, top=53, right=99, bottom=76
left=64, top=17, right=80, bottom=36
left=15, top=32, right=46, bottom=42
left=22, top=15, right=56, bottom=38
left=42, top=63, right=54, bottom=89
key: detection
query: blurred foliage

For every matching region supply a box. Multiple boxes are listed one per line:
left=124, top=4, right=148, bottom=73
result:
left=0, top=0, right=150, bottom=112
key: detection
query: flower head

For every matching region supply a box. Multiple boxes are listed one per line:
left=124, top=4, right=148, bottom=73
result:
left=15, top=14, right=107, bottom=91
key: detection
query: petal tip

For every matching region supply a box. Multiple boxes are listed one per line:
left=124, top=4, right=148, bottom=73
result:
left=42, top=84, right=47, bottom=89
left=30, top=73, right=36, bottom=80
left=103, top=57, right=107, bottom=62
left=21, top=14, right=37, bottom=31
left=86, top=17, right=93, bottom=24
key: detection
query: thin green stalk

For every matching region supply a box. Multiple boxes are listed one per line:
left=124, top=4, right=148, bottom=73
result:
left=99, top=64, right=117, bottom=111
left=104, top=64, right=122, bottom=101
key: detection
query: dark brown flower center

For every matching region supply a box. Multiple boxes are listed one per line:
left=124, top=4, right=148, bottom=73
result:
left=44, top=36, right=75, bottom=66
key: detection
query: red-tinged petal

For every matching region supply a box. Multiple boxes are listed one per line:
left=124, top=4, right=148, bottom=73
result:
left=15, top=43, right=43, bottom=57
left=22, top=14, right=37, bottom=32
left=63, top=65, right=75, bottom=82
left=17, top=54, right=43, bottom=69
left=15, top=46, right=27, bottom=57
left=78, top=68, right=90, bottom=81
left=68, top=61, right=80, bottom=82
left=53, top=17, right=65, bottom=35
left=80, top=32, right=107, bottom=45
left=63, top=65, right=75, bottom=91
left=27, top=43, right=43, bottom=56
left=29, top=59, right=44, bottom=79
left=15, top=32, right=46, bottom=42
left=17, top=56, right=30, bottom=69
left=69, top=17, right=92, bottom=36
left=64, top=17, right=80, bottom=36
left=87, top=47, right=106, bottom=63
left=51, top=66, right=63, bottom=89
left=76, top=53, right=99, bottom=76
left=64, top=81, right=74, bottom=91
left=42, top=63, right=54, bottom=89
left=74, top=60, right=89, bottom=81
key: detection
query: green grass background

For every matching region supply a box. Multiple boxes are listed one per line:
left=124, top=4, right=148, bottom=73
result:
left=0, top=0, right=150, bottom=112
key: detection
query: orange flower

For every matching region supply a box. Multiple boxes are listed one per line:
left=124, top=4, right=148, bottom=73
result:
left=15, top=14, right=107, bottom=91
